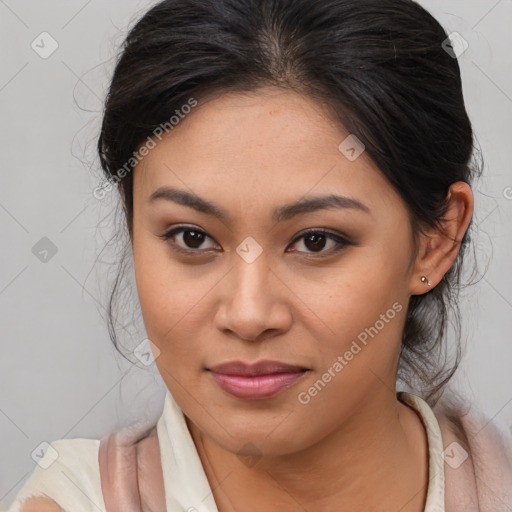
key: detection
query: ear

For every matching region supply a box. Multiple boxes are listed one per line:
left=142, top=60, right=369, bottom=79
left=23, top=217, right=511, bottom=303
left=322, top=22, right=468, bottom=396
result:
left=409, top=181, right=474, bottom=296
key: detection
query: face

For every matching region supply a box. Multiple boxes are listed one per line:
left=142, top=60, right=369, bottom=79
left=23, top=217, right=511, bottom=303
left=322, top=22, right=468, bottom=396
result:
left=131, top=87, right=418, bottom=457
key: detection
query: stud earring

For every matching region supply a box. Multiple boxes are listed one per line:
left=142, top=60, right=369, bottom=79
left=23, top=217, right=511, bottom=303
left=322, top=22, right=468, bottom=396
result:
left=420, top=276, right=431, bottom=286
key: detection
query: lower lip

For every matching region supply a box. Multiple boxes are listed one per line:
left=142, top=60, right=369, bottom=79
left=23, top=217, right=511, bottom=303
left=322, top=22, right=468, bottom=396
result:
left=208, top=370, right=307, bottom=400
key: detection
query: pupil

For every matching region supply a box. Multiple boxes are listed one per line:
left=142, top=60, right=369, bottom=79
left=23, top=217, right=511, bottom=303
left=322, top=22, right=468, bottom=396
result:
left=184, top=231, right=204, bottom=248
left=305, top=233, right=326, bottom=252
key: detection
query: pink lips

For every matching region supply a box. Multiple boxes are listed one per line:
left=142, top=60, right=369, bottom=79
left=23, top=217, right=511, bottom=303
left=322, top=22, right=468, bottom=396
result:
left=207, top=360, right=309, bottom=400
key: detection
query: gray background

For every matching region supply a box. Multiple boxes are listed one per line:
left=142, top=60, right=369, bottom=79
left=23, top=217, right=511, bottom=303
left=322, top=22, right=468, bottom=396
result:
left=1, top=0, right=511, bottom=506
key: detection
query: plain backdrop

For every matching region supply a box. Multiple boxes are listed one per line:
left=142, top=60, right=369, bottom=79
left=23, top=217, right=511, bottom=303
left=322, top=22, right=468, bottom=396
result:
left=1, top=0, right=511, bottom=505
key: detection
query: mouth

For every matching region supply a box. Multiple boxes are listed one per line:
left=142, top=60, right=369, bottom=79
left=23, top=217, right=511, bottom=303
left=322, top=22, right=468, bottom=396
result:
left=206, top=360, right=310, bottom=400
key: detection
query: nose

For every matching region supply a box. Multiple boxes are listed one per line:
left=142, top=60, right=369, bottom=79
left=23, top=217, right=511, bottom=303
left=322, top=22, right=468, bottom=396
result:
left=214, top=251, right=293, bottom=342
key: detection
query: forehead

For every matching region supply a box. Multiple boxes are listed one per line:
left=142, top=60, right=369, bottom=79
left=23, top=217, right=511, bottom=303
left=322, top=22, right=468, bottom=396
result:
left=133, top=87, right=406, bottom=220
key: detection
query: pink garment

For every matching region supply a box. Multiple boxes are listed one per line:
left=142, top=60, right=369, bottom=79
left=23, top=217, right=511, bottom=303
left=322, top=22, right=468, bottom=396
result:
left=432, top=392, right=512, bottom=511
left=98, top=391, right=512, bottom=512
left=99, top=425, right=166, bottom=512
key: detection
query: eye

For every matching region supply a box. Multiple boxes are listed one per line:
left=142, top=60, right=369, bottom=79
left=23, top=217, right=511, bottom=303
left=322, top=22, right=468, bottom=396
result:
left=159, top=225, right=219, bottom=255
left=159, top=225, right=351, bottom=257
left=287, top=229, right=350, bottom=256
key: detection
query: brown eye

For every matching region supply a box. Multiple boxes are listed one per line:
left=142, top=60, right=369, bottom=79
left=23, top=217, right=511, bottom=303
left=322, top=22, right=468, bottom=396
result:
left=288, top=229, right=350, bottom=256
left=303, top=232, right=328, bottom=252
left=160, top=226, right=218, bottom=254
left=181, top=230, right=206, bottom=249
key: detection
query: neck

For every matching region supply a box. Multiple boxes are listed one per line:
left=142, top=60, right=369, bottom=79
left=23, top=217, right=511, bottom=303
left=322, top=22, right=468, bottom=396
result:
left=187, top=387, right=429, bottom=512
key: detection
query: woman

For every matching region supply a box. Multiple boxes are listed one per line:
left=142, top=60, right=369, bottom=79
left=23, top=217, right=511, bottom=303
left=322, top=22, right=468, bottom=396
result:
left=8, top=0, right=512, bottom=511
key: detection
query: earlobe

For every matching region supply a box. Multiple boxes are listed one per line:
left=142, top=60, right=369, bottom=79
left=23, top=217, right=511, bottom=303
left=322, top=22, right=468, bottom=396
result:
left=409, top=181, right=474, bottom=296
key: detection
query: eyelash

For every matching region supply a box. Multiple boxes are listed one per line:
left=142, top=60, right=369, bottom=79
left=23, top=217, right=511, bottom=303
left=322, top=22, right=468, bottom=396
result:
left=158, top=225, right=352, bottom=258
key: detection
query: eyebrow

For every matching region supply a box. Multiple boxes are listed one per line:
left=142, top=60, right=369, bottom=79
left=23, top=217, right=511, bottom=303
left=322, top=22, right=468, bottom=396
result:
left=148, top=186, right=371, bottom=223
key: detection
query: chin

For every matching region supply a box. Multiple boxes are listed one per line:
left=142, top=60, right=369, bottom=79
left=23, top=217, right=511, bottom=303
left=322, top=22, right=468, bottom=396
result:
left=198, top=413, right=319, bottom=459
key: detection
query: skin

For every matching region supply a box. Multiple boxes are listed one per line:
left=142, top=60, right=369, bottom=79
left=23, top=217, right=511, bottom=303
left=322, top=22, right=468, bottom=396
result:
left=20, top=498, right=62, bottom=512
left=128, top=86, right=473, bottom=512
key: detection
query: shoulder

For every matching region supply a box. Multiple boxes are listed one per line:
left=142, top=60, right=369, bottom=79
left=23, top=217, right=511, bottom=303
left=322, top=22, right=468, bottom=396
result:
left=18, top=497, right=62, bottom=512
left=7, top=437, right=105, bottom=512
left=433, top=389, right=512, bottom=460
left=432, top=389, right=512, bottom=509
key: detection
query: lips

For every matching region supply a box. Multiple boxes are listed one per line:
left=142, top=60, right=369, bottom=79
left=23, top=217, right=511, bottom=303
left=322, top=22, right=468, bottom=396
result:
left=206, top=360, right=309, bottom=400
left=208, top=360, right=307, bottom=376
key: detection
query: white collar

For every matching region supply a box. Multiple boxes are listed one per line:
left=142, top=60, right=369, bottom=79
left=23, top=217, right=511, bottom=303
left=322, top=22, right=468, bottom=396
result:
left=157, top=388, right=220, bottom=512
left=398, top=391, right=446, bottom=512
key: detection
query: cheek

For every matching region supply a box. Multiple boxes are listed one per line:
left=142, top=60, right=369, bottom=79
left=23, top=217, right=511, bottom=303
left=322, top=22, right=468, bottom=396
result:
left=290, top=264, right=407, bottom=434
left=133, top=259, right=213, bottom=399
left=308, top=249, right=407, bottom=341
left=133, top=234, right=195, bottom=341
left=300, top=239, right=410, bottom=390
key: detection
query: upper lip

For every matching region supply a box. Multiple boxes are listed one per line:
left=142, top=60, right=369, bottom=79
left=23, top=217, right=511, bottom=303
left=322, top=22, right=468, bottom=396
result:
left=207, top=360, right=308, bottom=376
